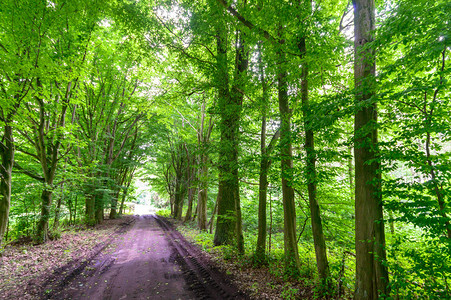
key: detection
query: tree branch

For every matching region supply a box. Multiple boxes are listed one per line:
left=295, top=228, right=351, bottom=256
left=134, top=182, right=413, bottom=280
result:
left=216, top=0, right=278, bottom=44
left=13, top=163, right=45, bottom=182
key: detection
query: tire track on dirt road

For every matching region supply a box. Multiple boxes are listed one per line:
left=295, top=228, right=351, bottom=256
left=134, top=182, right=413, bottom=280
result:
left=41, top=215, right=248, bottom=300
left=154, top=215, right=248, bottom=300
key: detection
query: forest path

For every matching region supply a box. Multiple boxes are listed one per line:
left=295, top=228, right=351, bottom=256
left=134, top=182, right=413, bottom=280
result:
left=42, top=215, right=247, bottom=300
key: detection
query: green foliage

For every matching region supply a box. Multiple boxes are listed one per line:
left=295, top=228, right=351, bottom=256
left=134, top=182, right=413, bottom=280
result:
left=281, top=283, right=299, bottom=300
left=155, top=209, right=172, bottom=218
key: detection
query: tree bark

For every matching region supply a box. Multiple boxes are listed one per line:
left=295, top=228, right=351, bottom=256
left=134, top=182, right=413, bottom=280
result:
left=209, top=189, right=220, bottom=234
left=36, top=189, right=53, bottom=242
left=184, top=156, right=196, bottom=222
left=85, top=192, right=96, bottom=226
left=185, top=186, right=195, bottom=222
left=353, top=0, right=389, bottom=298
left=255, top=118, right=280, bottom=262
left=110, top=169, right=128, bottom=219
left=255, top=45, right=269, bottom=263
left=94, top=190, right=104, bottom=224
left=197, top=100, right=213, bottom=230
left=173, top=174, right=184, bottom=220
left=197, top=155, right=209, bottom=230
left=34, top=81, right=70, bottom=242
left=425, top=47, right=451, bottom=239
left=119, top=169, right=135, bottom=215
left=425, top=132, right=451, bottom=239
left=298, top=35, right=330, bottom=286
left=0, top=125, right=14, bottom=246
left=277, top=47, right=300, bottom=274
left=255, top=114, right=269, bottom=262
left=53, top=185, right=64, bottom=231
left=213, top=17, right=239, bottom=248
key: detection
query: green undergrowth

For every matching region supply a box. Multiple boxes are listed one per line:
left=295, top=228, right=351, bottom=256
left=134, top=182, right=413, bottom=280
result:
left=155, top=209, right=172, bottom=218
left=166, top=218, right=353, bottom=299
left=158, top=206, right=450, bottom=299
left=154, top=209, right=358, bottom=298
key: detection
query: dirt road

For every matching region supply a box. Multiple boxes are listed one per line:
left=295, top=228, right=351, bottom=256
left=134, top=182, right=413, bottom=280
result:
left=42, top=215, right=247, bottom=300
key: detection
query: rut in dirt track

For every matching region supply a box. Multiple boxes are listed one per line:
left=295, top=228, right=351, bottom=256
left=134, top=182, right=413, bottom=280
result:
left=42, top=215, right=248, bottom=300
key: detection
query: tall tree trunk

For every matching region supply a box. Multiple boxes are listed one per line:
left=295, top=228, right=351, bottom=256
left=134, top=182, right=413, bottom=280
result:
left=255, top=113, right=269, bottom=262
left=277, top=47, right=300, bottom=274
left=235, top=183, right=244, bottom=254
left=425, top=131, right=451, bottom=239
left=353, top=0, right=389, bottom=298
left=348, top=146, right=354, bottom=200
left=268, top=188, right=273, bottom=254
left=0, top=125, right=14, bottom=246
left=425, top=47, right=451, bottom=239
left=213, top=20, right=238, bottom=247
left=210, top=0, right=248, bottom=253
left=30, top=79, right=72, bottom=242
left=197, top=99, right=213, bottom=230
left=298, top=35, right=330, bottom=286
left=255, top=44, right=269, bottom=263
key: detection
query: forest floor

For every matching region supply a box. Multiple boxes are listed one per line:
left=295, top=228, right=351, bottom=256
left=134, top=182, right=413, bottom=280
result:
left=0, top=215, right=250, bottom=299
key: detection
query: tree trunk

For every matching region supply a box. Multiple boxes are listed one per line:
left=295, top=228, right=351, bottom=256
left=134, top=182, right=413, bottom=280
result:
left=119, top=173, right=133, bottom=215
left=197, top=157, right=209, bottom=230
left=215, top=179, right=238, bottom=246
left=185, top=185, right=195, bottom=222
left=299, top=36, right=330, bottom=286
left=109, top=190, right=120, bottom=219
left=213, top=20, right=239, bottom=247
left=235, top=184, right=244, bottom=254
left=353, top=0, right=389, bottom=298
left=348, top=146, right=354, bottom=200
left=53, top=188, right=63, bottom=231
left=85, top=193, right=96, bottom=225
left=214, top=18, right=248, bottom=254
left=36, top=189, right=53, bottom=243
left=110, top=206, right=117, bottom=219
left=268, top=188, right=273, bottom=254
left=255, top=124, right=269, bottom=262
left=0, top=125, right=14, bottom=246
left=95, top=191, right=104, bottom=223
left=425, top=132, right=451, bottom=239
left=277, top=48, right=300, bottom=274
left=255, top=45, right=280, bottom=263
left=197, top=99, right=213, bottom=231
left=173, top=175, right=184, bottom=220
left=255, top=44, right=269, bottom=263
left=170, top=194, right=175, bottom=216
left=209, top=191, right=220, bottom=234
left=73, top=194, right=78, bottom=224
